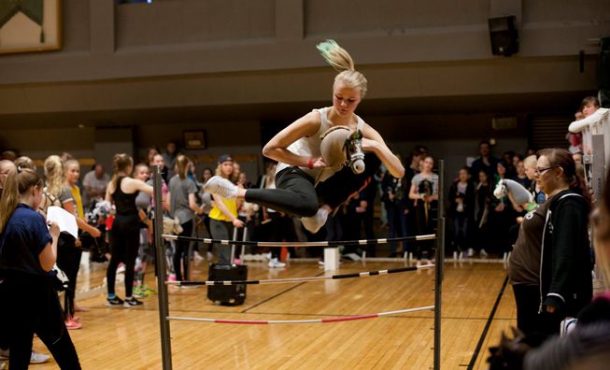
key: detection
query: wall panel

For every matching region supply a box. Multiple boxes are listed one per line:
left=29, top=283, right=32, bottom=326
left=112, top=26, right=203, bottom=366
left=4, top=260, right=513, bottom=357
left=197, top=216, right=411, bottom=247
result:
left=116, top=0, right=275, bottom=48
left=304, top=0, right=488, bottom=35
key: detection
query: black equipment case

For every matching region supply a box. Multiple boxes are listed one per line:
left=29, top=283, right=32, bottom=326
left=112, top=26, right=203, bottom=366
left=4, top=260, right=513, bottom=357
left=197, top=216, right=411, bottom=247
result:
left=207, top=227, right=248, bottom=305
left=206, top=264, right=247, bottom=305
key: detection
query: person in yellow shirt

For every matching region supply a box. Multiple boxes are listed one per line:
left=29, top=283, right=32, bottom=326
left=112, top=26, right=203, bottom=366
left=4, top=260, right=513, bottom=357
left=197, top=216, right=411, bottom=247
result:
left=208, top=155, right=244, bottom=264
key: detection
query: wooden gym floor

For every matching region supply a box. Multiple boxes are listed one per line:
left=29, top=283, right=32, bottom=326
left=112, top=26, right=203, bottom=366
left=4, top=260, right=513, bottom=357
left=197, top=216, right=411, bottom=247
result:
left=30, top=258, right=514, bottom=369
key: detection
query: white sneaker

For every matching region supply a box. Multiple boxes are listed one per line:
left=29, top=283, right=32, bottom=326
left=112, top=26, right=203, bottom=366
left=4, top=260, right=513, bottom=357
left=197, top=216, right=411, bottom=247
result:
left=268, top=258, right=286, bottom=268
left=343, top=253, right=361, bottom=261
left=30, top=352, right=50, bottom=364
left=204, top=176, right=238, bottom=198
left=300, top=207, right=330, bottom=234
left=206, top=251, right=214, bottom=261
left=467, top=248, right=474, bottom=257
left=480, top=249, right=488, bottom=258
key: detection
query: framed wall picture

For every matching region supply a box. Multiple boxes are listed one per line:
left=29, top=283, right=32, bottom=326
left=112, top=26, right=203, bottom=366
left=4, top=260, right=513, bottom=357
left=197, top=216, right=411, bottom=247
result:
left=184, top=130, right=207, bottom=150
left=0, top=0, right=62, bottom=55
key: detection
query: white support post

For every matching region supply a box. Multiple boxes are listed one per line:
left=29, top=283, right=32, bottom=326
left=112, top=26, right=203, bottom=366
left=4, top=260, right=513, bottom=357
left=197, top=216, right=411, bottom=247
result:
left=324, top=247, right=339, bottom=271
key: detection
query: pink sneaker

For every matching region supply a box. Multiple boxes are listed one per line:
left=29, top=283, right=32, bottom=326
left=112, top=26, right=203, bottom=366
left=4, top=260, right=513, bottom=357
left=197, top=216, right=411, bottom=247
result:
left=65, top=318, right=82, bottom=330
left=168, top=274, right=177, bottom=282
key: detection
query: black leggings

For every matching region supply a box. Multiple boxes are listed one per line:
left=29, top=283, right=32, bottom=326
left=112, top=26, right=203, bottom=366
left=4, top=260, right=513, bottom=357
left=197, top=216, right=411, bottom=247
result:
left=0, top=273, right=80, bottom=370
left=414, top=200, right=437, bottom=259
left=245, top=155, right=381, bottom=217
left=56, top=235, right=82, bottom=319
left=173, top=220, right=193, bottom=281
left=107, top=214, right=140, bottom=298
left=245, top=167, right=319, bottom=217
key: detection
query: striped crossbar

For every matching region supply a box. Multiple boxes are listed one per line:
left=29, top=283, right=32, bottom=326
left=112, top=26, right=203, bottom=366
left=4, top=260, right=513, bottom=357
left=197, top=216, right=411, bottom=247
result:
left=169, top=264, right=434, bottom=287
left=167, top=305, right=435, bottom=325
left=162, top=233, right=436, bottom=248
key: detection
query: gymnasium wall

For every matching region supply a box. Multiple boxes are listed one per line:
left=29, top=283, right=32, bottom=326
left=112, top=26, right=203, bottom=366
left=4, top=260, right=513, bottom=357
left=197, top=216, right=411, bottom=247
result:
left=0, top=0, right=607, bottom=181
left=0, top=0, right=607, bottom=108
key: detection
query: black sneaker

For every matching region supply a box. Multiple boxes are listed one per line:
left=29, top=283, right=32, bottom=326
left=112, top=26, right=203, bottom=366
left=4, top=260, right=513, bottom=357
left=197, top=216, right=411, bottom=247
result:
left=107, top=296, right=124, bottom=307
left=124, top=297, right=143, bottom=307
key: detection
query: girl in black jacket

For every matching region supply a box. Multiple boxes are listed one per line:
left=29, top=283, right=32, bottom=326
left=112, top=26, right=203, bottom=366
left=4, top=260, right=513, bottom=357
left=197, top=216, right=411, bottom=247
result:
left=536, top=148, right=592, bottom=336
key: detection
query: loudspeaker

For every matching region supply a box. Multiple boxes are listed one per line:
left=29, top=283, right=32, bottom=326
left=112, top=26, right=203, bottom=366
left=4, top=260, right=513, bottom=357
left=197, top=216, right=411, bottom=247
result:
left=488, top=16, right=519, bottom=56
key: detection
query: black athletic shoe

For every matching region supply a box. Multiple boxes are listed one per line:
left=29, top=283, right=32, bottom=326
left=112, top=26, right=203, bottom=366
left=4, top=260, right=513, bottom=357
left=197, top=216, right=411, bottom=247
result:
left=123, top=297, right=143, bottom=307
left=107, top=296, right=124, bottom=307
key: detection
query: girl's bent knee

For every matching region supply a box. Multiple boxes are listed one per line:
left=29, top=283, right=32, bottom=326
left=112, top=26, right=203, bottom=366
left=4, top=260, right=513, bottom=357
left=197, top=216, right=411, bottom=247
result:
left=299, top=203, right=319, bottom=217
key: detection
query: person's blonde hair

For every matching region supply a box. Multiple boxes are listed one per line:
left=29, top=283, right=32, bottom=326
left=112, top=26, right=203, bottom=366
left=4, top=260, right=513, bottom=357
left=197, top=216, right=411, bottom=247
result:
left=523, top=154, right=537, bottom=169
left=0, top=168, right=43, bottom=233
left=317, top=40, right=368, bottom=98
left=44, top=155, right=65, bottom=198
left=0, top=160, right=16, bottom=178
left=63, top=159, right=79, bottom=171
left=0, top=160, right=16, bottom=193
left=14, top=156, right=35, bottom=171
left=214, top=162, right=235, bottom=181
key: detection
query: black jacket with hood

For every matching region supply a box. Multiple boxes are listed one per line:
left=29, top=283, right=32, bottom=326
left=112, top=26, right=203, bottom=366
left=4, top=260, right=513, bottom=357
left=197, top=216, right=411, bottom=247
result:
left=540, top=189, right=592, bottom=318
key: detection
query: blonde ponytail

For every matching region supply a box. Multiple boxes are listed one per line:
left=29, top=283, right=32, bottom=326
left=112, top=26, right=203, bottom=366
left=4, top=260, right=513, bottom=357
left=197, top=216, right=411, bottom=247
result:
left=316, top=39, right=355, bottom=72
left=44, top=155, right=65, bottom=198
left=316, top=39, right=368, bottom=98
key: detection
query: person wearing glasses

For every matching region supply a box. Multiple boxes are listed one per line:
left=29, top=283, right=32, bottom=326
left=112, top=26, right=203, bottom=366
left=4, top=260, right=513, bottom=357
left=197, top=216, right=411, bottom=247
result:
left=537, top=148, right=592, bottom=336
left=491, top=157, right=608, bottom=370
left=508, top=148, right=592, bottom=340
